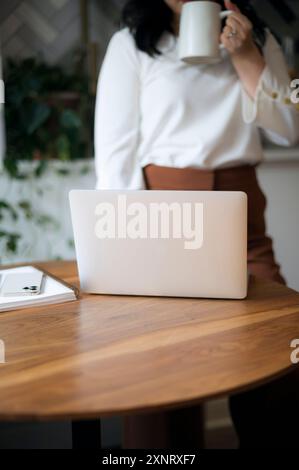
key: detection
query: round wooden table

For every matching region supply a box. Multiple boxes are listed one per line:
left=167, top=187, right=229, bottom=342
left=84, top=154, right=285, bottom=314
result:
left=0, top=261, right=299, bottom=446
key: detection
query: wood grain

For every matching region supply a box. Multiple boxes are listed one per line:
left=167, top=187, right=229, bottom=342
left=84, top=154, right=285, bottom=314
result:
left=0, top=261, right=298, bottom=422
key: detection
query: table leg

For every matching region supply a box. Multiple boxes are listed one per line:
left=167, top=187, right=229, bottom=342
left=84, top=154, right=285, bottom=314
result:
left=72, top=420, right=102, bottom=449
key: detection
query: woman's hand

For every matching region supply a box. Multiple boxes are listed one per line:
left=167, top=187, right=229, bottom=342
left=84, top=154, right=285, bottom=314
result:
left=221, top=0, right=265, bottom=99
left=220, top=0, right=256, bottom=57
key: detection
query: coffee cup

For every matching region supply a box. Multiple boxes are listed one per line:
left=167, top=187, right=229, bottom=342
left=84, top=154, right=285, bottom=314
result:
left=179, top=1, right=233, bottom=64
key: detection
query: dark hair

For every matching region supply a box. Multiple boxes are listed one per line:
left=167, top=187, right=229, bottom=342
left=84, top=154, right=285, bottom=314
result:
left=122, top=0, right=266, bottom=57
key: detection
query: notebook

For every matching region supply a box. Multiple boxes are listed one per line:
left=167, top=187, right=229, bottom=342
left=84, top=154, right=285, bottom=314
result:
left=0, top=265, right=79, bottom=313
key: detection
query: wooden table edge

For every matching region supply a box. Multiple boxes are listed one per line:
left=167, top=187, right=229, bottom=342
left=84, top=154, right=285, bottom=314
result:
left=0, top=364, right=297, bottom=423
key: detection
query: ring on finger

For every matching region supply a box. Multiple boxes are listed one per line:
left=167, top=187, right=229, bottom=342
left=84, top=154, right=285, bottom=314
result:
left=227, top=28, right=238, bottom=38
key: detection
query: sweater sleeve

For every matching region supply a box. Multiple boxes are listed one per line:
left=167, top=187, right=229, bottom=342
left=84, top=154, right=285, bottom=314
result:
left=94, top=29, right=145, bottom=189
left=241, top=31, right=299, bottom=147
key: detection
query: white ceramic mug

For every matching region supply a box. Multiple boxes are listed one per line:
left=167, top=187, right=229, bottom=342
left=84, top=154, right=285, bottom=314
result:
left=179, top=1, right=232, bottom=65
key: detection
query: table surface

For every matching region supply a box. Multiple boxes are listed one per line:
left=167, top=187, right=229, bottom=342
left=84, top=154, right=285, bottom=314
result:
left=0, top=261, right=299, bottom=422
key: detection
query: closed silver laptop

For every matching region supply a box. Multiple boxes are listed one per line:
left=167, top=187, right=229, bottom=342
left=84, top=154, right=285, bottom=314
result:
left=69, top=190, right=248, bottom=299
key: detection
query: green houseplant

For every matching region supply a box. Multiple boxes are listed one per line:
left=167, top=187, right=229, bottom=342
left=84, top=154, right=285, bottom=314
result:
left=4, top=57, right=94, bottom=178
left=0, top=57, right=95, bottom=260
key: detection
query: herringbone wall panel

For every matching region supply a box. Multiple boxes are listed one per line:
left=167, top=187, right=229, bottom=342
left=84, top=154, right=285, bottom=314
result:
left=0, top=0, right=120, bottom=65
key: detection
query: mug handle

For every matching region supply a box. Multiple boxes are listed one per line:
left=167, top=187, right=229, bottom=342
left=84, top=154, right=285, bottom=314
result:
left=219, top=10, right=233, bottom=50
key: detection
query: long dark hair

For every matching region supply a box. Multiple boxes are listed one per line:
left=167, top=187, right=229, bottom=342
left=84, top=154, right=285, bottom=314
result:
left=122, top=0, right=266, bottom=57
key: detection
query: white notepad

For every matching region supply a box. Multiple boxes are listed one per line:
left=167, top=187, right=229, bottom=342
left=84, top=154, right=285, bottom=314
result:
left=0, top=266, right=78, bottom=313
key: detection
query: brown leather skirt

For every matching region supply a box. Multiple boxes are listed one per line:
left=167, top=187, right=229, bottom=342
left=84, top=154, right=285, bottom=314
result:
left=143, top=163, right=285, bottom=285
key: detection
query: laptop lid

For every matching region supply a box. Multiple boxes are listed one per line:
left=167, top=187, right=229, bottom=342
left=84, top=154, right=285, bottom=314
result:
left=69, top=190, right=247, bottom=299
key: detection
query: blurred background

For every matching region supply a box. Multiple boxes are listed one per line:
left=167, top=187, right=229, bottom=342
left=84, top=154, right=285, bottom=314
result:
left=0, top=0, right=298, bottom=449
left=0, top=0, right=299, bottom=288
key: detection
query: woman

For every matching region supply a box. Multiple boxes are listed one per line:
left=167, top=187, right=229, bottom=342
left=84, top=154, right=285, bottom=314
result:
left=95, top=0, right=299, bottom=448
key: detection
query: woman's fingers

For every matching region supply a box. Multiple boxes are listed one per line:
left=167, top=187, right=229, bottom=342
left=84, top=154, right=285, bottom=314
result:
left=226, top=17, right=241, bottom=33
left=225, top=18, right=246, bottom=40
left=221, top=32, right=241, bottom=53
left=224, top=0, right=251, bottom=31
left=223, top=27, right=241, bottom=43
left=223, top=25, right=236, bottom=37
left=221, top=0, right=255, bottom=56
left=227, top=12, right=252, bottom=31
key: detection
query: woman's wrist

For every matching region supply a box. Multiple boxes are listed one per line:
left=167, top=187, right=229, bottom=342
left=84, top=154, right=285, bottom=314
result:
left=231, top=42, right=266, bottom=98
left=231, top=40, right=264, bottom=66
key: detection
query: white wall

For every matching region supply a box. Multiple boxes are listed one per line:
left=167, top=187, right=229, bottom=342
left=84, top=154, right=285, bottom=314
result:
left=258, top=161, right=299, bottom=291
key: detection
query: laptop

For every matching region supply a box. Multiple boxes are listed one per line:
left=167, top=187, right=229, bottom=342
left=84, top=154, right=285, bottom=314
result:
left=69, top=190, right=248, bottom=299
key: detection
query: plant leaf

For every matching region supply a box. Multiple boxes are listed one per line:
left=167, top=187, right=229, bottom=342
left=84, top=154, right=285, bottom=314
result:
left=27, top=102, right=51, bottom=135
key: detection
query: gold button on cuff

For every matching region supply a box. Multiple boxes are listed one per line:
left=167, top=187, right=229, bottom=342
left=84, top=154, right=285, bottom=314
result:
left=284, top=98, right=291, bottom=105
left=271, top=92, right=278, bottom=99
